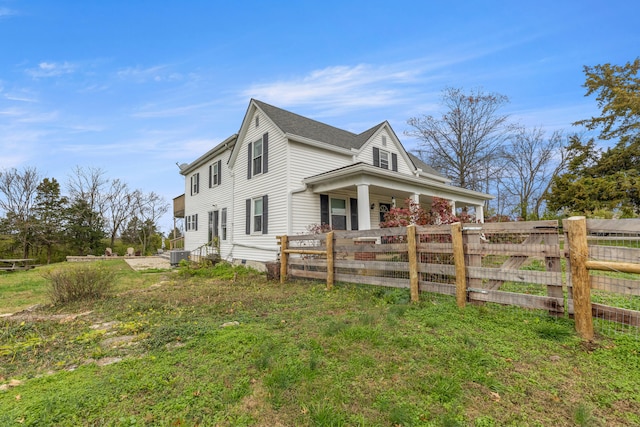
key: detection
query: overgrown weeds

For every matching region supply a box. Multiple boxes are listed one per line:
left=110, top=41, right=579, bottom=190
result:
left=44, top=264, right=115, bottom=304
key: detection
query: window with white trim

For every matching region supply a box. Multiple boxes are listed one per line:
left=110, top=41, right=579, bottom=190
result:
left=191, top=173, right=200, bottom=195
left=209, top=161, right=221, bottom=187
left=186, top=214, right=198, bottom=231
left=252, top=139, right=263, bottom=176
left=253, top=197, right=263, bottom=233
left=379, top=150, right=390, bottom=169
left=330, top=198, right=347, bottom=230
left=208, top=210, right=219, bottom=243
left=246, top=195, right=268, bottom=234
left=221, top=208, right=227, bottom=240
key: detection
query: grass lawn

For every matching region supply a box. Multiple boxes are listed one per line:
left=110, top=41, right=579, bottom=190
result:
left=1, top=260, right=639, bottom=426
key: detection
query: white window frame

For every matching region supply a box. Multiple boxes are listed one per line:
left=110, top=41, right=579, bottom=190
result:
left=252, top=138, right=263, bottom=176
left=191, top=173, right=200, bottom=195
left=330, top=197, right=347, bottom=230
left=221, top=208, right=227, bottom=240
left=253, top=197, right=263, bottom=233
left=212, top=162, right=220, bottom=186
left=379, top=150, right=390, bottom=170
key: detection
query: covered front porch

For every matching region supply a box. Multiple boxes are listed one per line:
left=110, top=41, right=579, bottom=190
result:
left=303, top=163, right=492, bottom=231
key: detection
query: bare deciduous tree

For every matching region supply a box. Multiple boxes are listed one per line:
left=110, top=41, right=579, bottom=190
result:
left=104, top=179, right=134, bottom=248
left=406, top=87, right=512, bottom=192
left=0, top=166, right=42, bottom=257
left=129, top=190, right=169, bottom=254
left=499, top=127, right=568, bottom=220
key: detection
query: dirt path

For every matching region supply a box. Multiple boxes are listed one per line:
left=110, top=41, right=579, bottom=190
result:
left=123, top=256, right=172, bottom=271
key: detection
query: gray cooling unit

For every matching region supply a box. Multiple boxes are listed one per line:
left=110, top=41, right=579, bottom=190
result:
left=170, top=250, right=190, bottom=266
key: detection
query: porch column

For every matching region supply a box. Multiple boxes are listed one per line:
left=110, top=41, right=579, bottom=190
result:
left=451, top=200, right=456, bottom=216
left=475, top=204, right=485, bottom=223
left=410, top=194, right=420, bottom=205
left=357, top=184, right=372, bottom=230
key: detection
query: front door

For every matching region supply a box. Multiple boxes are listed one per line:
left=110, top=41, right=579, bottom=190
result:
left=331, top=198, right=347, bottom=230
left=379, top=203, right=391, bottom=224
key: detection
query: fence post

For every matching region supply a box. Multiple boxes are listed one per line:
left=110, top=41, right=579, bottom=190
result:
left=565, top=216, right=594, bottom=340
left=451, top=222, right=466, bottom=308
left=280, top=235, right=289, bottom=284
left=407, top=225, right=419, bottom=302
left=326, top=231, right=334, bottom=290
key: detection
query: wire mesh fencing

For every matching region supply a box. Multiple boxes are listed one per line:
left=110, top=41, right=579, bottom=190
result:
left=280, top=218, right=640, bottom=339
left=584, top=219, right=640, bottom=338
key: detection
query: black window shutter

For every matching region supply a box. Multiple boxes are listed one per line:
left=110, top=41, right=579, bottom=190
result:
left=350, top=198, right=359, bottom=230
left=392, top=153, right=398, bottom=172
left=195, top=213, right=198, bottom=231
left=208, top=165, right=212, bottom=188
left=196, top=174, right=200, bottom=193
left=245, top=199, right=251, bottom=234
left=262, top=194, right=268, bottom=234
left=320, top=194, right=329, bottom=225
left=247, top=142, right=252, bottom=179
left=217, top=160, right=222, bottom=186
left=373, top=147, right=380, bottom=167
left=262, top=133, right=269, bottom=174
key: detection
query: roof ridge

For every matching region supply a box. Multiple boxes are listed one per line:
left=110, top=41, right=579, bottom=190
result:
left=253, top=99, right=357, bottom=136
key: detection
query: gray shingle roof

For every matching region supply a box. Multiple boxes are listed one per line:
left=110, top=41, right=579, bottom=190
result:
left=254, top=99, right=371, bottom=150
left=253, top=99, right=443, bottom=178
left=407, top=152, right=442, bottom=177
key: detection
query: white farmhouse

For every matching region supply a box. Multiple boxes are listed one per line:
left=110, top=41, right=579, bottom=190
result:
left=174, top=99, right=492, bottom=266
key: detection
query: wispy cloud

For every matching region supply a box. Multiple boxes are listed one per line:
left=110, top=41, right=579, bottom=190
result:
left=241, top=63, right=420, bottom=111
left=117, top=65, right=184, bottom=83
left=240, top=34, right=544, bottom=118
left=131, top=101, right=219, bottom=118
left=25, top=61, right=77, bottom=78
left=0, top=7, right=16, bottom=18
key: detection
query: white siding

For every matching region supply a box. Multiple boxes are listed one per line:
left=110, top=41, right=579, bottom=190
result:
left=231, top=109, right=288, bottom=262
left=183, top=148, right=234, bottom=260
left=288, top=141, right=353, bottom=233
left=357, top=128, right=414, bottom=175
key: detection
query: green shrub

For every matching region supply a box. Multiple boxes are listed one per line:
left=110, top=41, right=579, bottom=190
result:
left=176, top=260, right=258, bottom=279
left=44, top=264, right=115, bottom=304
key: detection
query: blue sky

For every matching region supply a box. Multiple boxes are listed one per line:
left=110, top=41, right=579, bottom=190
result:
left=1, top=1, right=638, bottom=232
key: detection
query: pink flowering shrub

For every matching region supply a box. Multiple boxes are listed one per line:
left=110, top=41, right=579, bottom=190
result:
left=379, top=197, right=473, bottom=228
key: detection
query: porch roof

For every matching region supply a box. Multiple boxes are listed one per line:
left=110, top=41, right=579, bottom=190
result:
left=303, top=163, right=493, bottom=206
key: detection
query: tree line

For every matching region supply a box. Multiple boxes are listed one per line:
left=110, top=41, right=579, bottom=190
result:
left=0, top=166, right=169, bottom=263
left=407, top=58, right=640, bottom=221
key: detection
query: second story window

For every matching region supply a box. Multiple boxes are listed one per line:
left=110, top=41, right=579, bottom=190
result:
left=253, top=139, right=263, bottom=175
left=373, top=147, right=398, bottom=172
left=191, top=173, right=200, bottom=195
left=379, top=150, right=389, bottom=169
left=209, top=160, right=221, bottom=187
left=247, top=133, right=269, bottom=179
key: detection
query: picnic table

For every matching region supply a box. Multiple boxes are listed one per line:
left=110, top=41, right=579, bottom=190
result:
left=0, top=258, right=36, bottom=272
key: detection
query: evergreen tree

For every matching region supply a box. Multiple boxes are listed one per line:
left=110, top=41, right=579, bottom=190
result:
left=33, top=178, right=68, bottom=263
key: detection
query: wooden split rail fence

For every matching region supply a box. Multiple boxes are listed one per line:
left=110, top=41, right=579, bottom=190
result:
left=277, top=217, right=640, bottom=340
